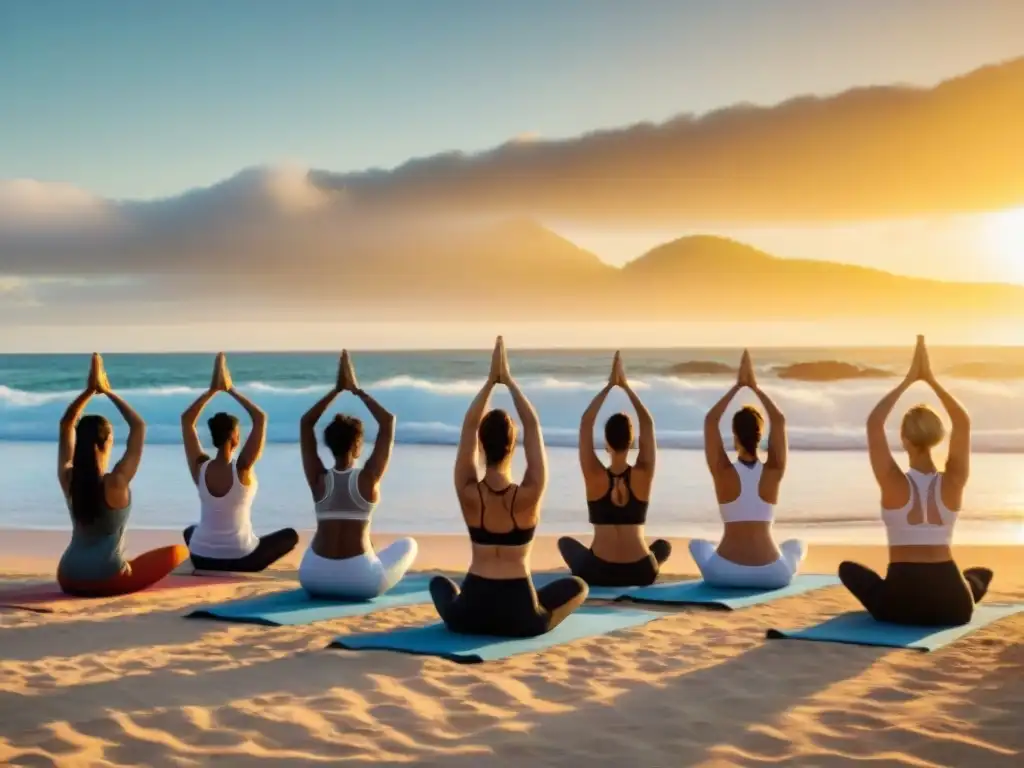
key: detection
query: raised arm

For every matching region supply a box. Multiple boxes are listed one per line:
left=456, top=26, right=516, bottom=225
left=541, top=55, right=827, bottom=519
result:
left=622, top=383, right=655, bottom=472
left=704, top=383, right=742, bottom=476
left=227, top=387, right=267, bottom=474
left=299, top=388, right=339, bottom=494
left=579, top=384, right=612, bottom=477
left=866, top=379, right=914, bottom=488
left=931, top=379, right=970, bottom=483
left=919, top=341, right=969, bottom=484
left=354, top=387, right=395, bottom=491
left=58, top=387, right=95, bottom=497
left=507, top=378, right=547, bottom=495
left=454, top=380, right=495, bottom=492
left=105, top=389, right=146, bottom=486
left=750, top=386, right=787, bottom=474
left=180, top=389, right=216, bottom=483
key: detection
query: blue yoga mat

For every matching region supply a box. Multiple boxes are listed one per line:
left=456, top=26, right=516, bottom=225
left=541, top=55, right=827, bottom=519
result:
left=620, top=573, right=840, bottom=609
left=767, top=603, right=1024, bottom=651
left=529, top=571, right=637, bottom=601
left=186, top=573, right=434, bottom=626
left=329, top=605, right=663, bottom=663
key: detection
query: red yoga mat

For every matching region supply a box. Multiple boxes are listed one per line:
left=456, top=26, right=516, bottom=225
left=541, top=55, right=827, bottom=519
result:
left=0, top=572, right=260, bottom=612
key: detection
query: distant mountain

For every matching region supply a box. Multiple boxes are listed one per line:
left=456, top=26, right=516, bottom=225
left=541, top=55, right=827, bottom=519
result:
left=612, top=235, right=1024, bottom=320
left=292, top=224, right=1024, bottom=322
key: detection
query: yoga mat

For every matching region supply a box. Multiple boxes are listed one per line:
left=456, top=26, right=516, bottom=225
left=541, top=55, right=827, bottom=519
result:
left=329, top=604, right=663, bottom=663
left=186, top=573, right=435, bottom=626
left=766, top=603, right=1024, bottom=651
left=0, top=572, right=255, bottom=612
left=529, top=571, right=637, bottom=601
left=620, top=573, right=840, bottom=609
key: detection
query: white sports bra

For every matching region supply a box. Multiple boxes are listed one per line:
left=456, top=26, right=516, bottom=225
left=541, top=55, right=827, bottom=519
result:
left=314, top=468, right=376, bottom=522
left=882, top=469, right=957, bottom=547
left=719, top=461, right=774, bottom=523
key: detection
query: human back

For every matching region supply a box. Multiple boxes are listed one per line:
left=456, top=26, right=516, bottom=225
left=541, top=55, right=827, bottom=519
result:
left=180, top=353, right=298, bottom=572
left=297, top=351, right=416, bottom=601
left=58, top=354, right=189, bottom=595
left=838, top=335, right=990, bottom=627
left=431, top=337, right=586, bottom=638
left=703, top=352, right=788, bottom=567
left=459, top=405, right=540, bottom=580
left=583, top=354, right=656, bottom=562
left=874, top=400, right=964, bottom=565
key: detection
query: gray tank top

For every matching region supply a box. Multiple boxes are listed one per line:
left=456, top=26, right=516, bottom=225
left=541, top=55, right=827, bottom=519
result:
left=58, top=492, right=132, bottom=583
left=314, top=468, right=376, bottom=522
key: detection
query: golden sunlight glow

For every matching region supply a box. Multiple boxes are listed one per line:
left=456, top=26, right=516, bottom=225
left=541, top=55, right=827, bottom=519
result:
left=983, top=207, right=1024, bottom=282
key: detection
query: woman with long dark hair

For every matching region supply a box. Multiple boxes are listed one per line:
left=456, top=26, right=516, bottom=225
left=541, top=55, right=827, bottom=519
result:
left=57, top=354, right=189, bottom=596
left=430, top=337, right=588, bottom=637
left=691, top=349, right=805, bottom=588
left=839, top=336, right=992, bottom=626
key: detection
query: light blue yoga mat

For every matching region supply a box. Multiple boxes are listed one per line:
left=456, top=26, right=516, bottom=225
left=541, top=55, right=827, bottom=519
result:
left=621, top=573, right=841, bottom=609
left=329, top=605, right=663, bottom=663
left=186, top=573, right=434, bottom=626
left=529, top=571, right=637, bottom=601
left=766, top=603, right=1024, bottom=652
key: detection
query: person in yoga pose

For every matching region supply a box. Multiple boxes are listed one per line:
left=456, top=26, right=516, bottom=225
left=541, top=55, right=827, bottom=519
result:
left=558, top=351, right=671, bottom=586
left=693, top=349, right=805, bottom=589
left=57, top=354, right=190, bottom=596
left=297, top=350, right=417, bottom=599
left=431, top=337, right=588, bottom=637
left=180, top=353, right=298, bottom=571
left=839, top=335, right=992, bottom=626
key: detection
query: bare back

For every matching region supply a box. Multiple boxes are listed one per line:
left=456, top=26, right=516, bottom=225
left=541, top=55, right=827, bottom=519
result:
left=586, top=462, right=654, bottom=563
left=459, top=482, right=539, bottom=579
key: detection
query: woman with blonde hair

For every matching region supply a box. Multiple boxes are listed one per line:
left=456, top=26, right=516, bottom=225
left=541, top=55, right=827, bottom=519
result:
left=839, top=336, right=992, bottom=626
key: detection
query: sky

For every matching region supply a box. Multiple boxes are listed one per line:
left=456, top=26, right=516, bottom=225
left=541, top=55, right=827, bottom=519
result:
left=1, top=0, right=1024, bottom=350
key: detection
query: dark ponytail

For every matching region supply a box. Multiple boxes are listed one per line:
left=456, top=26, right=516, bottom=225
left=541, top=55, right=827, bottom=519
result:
left=69, top=415, right=111, bottom=525
left=731, top=406, right=764, bottom=456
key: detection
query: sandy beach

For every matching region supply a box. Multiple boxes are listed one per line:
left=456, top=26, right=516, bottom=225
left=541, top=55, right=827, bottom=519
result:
left=0, top=531, right=1019, bottom=767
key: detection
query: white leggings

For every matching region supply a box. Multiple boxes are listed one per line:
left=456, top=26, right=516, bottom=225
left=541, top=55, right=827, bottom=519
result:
left=298, top=538, right=418, bottom=600
left=689, top=538, right=807, bottom=589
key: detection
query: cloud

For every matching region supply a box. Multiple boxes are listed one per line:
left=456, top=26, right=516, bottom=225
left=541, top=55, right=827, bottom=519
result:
left=0, top=56, right=1022, bottom=317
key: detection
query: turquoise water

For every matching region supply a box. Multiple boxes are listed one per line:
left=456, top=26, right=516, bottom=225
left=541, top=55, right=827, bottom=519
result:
left=2, top=348, right=1023, bottom=542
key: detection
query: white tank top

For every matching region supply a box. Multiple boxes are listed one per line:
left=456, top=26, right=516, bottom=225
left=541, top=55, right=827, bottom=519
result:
left=882, top=469, right=957, bottom=547
left=314, top=468, right=376, bottom=522
left=719, top=461, right=774, bottom=523
left=188, top=461, right=259, bottom=559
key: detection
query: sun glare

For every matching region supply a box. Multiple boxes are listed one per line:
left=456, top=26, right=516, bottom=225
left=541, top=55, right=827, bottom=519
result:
left=983, top=207, right=1024, bottom=282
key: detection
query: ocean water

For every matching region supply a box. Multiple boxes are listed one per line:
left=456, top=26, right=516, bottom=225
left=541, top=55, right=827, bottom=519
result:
left=2, top=348, right=1023, bottom=543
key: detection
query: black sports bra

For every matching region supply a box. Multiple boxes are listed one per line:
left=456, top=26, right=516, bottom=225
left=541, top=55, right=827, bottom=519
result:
left=587, top=466, right=649, bottom=526
left=467, top=482, right=536, bottom=547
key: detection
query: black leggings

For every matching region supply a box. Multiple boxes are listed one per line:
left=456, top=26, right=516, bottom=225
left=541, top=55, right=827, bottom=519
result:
left=430, top=572, right=588, bottom=638
left=839, top=560, right=993, bottom=627
left=558, top=536, right=672, bottom=587
left=183, top=526, right=299, bottom=573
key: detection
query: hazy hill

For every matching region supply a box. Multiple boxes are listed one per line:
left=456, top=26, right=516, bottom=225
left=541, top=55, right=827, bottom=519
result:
left=615, top=235, right=1024, bottom=320
left=230, top=222, right=1024, bottom=322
